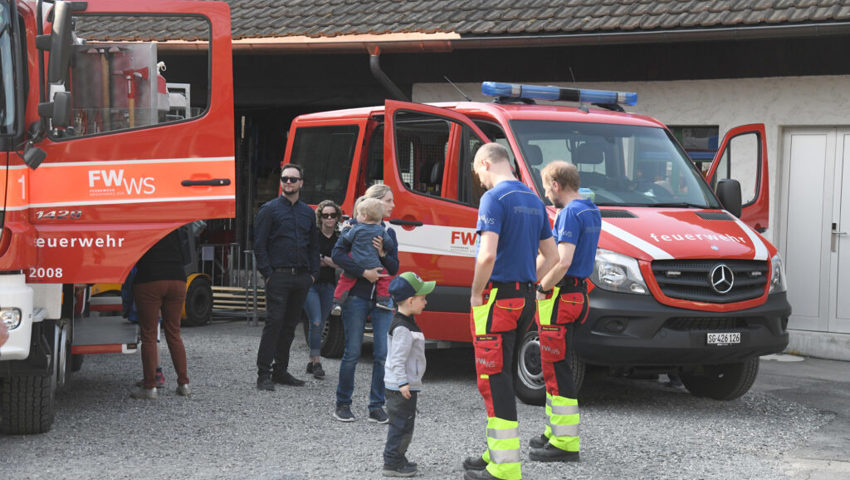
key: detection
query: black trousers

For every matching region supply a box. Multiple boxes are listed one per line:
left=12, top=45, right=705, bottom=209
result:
left=256, top=271, right=311, bottom=376
left=383, top=389, right=418, bottom=467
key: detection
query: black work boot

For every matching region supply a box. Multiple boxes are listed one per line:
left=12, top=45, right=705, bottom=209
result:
left=462, top=456, right=487, bottom=471
left=529, top=443, right=580, bottom=462
left=529, top=433, right=549, bottom=449
left=463, top=468, right=500, bottom=480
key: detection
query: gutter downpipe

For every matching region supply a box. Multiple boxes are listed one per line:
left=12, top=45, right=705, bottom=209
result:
left=368, top=46, right=408, bottom=101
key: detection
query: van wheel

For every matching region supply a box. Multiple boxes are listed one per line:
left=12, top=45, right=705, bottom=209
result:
left=182, top=276, right=213, bottom=327
left=321, top=314, right=345, bottom=359
left=680, top=357, right=759, bottom=401
left=514, top=327, right=585, bottom=406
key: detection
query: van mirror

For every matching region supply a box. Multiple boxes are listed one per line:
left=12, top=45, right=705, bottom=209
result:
left=47, top=2, right=73, bottom=85
left=716, top=178, right=742, bottom=217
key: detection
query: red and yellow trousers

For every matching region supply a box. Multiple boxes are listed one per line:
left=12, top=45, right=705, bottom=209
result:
left=534, top=276, right=588, bottom=453
left=470, top=281, right=536, bottom=480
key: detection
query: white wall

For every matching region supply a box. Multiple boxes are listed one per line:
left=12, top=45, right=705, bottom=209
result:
left=414, top=75, right=850, bottom=247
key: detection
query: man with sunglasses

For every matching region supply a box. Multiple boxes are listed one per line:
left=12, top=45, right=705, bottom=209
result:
left=254, top=164, right=320, bottom=391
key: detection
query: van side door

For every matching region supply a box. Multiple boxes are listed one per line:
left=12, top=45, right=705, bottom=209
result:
left=706, top=124, right=770, bottom=232
left=384, top=100, right=490, bottom=341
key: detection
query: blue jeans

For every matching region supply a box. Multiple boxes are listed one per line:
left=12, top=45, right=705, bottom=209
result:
left=304, top=282, right=335, bottom=357
left=335, top=295, right=392, bottom=410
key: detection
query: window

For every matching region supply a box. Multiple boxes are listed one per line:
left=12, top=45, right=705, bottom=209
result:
left=711, top=132, right=760, bottom=206
left=51, top=14, right=211, bottom=139
left=393, top=111, right=450, bottom=196
left=290, top=125, right=359, bottom=205
left=458, top=121, right=505, bottom=207
left=669, top=125, right=719, bottom=174
left=365, top=125, right=384, bottom=187
left=510, top=120, right=720, bottom=208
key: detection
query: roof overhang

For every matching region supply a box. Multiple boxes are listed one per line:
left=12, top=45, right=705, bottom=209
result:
left=156, top=22, right=850, bottom=54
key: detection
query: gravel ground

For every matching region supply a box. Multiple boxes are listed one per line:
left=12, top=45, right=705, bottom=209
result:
left=0, top=319, right=832, bottom=480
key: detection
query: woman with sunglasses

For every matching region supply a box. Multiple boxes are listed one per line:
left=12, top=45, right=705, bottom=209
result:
left=332, top=184, right=399, bottom=424
left=304, top=200, right=342, bottom=378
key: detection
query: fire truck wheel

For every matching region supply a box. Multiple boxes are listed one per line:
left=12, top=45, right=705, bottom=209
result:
left=0, top=375, right=56, bottom=434
left=680, top=357, right=760, bottom=401
left=514, top=327, right=585, bottom=406
left=321, top=315, right=345, bottom=359
left=182, top=276, right=213, bottom=327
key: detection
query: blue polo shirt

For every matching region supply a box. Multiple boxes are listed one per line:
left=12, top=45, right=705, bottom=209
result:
left=553, top=198, right=601, bottom=278
left=476, top=180, right=552, bottom=283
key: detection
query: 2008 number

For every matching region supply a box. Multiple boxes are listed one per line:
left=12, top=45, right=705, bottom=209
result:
left=29, top=267, right=63, bottom=279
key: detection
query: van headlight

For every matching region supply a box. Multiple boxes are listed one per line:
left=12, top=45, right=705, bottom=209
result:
left=1, top=307, right=22, bottom=330
left=590, top=249, right=649, bottom=295
left=769, top=253, right=787, bottom=294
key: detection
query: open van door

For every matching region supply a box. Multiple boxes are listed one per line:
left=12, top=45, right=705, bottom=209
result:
left=383, top=100, right=490, bottom=341
left=706, top=124, right=769, bottom=232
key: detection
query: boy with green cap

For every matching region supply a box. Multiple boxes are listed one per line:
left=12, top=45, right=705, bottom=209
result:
left=382, top=272, right=436, bottom=477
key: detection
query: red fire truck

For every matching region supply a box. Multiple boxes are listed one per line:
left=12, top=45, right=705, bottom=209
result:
left=0, top=0, right=234, bottom=434
left=284, top=82, right=790, bottom=405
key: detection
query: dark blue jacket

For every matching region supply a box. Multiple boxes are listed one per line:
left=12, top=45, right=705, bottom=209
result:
left=254, top=196, right=319, bottom=279
left=332, top=221, right=399, bottom=300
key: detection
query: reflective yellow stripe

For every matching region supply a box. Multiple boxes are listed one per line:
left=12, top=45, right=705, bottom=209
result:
left=472, top=288, right=499, bottom=336
left=485, top=416, right=522, bottom=479
left=546, top=395, right=579, bottom=415
left=549, top=422, right=579, bottom=437
left=535, top=286, right=560, bottom=326
left=487, top=427, right=519, bottom=440
left=488, top=448, right=521, bottom=464
left=546, top=393, right=580, bottom=452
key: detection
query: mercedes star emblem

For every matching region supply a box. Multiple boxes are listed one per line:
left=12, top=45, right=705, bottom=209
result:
left=709, top=264, right=734, bottom=294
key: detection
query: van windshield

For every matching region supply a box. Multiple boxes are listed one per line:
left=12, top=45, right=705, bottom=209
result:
left=510, top=120, right=721, bottom=208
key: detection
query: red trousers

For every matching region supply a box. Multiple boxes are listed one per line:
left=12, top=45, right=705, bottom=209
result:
left=134, top=280, right=188, bottom=389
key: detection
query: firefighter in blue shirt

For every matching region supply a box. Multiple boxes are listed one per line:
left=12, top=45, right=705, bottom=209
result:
left=531, top=160, right=601, bottom=462
left=463, top=143, right=559, bottom=480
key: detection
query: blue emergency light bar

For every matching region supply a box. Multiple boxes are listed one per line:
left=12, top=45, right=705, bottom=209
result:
left=482, top=81, right=638, bottom=106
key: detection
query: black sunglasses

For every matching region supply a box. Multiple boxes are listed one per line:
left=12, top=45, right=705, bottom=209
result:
left=280, top=176, right=302, bottom=183
left=320, top=213, right=338, bottom=219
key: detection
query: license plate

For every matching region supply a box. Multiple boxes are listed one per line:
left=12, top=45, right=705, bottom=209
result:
left=707, top=332, right=741, bottom=345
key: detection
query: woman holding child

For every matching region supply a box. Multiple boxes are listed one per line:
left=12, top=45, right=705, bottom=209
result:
left=332, top=184, right=399, bottom=424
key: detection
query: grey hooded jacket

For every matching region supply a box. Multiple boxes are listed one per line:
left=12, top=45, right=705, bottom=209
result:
left=384, top=313, right=426, bottom=391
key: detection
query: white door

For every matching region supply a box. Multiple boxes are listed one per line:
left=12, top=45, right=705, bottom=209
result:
left=781, top=128, right=850, bottom=334
left=830, top=133, right=850, bottom=333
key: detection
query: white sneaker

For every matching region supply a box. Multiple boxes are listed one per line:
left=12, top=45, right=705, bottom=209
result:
left=130, top=387, right=158, bottom=400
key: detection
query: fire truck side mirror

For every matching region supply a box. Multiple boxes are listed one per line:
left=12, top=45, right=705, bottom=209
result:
left=37, top=91, right=71, bottom=128
left=23, top=143, right=47, bottom=170
left=716, top=178, right=742, bottom=218
left=46, top=1, right=73, bottom=85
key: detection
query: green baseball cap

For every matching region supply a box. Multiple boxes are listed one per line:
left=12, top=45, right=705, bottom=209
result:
left=389, top=272, right=436, bottom=302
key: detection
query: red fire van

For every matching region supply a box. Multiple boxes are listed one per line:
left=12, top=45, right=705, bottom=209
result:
left=284, top=82, right=790, bottom=404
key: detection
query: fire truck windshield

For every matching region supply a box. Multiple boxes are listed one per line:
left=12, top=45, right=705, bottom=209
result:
left=0, top=0, right=14, bottom=135
left=510, top=120, right=721, bottom=209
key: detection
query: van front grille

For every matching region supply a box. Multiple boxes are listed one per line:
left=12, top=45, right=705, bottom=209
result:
left=651, top=260, right=768, bottom=304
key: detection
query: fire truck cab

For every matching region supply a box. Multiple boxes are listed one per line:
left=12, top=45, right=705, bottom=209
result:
left=0, top=0, right=234, bottom=434
left=285, top=81, right=790, bottom=405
